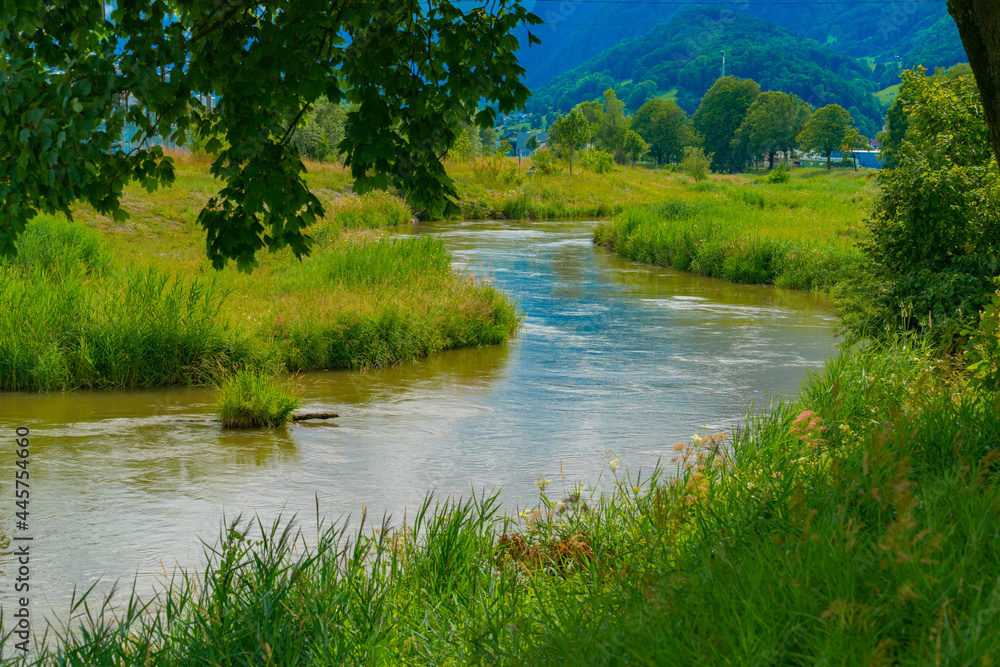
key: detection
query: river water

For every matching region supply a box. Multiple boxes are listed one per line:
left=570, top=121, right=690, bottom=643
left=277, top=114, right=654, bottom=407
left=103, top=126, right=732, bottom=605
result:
left=0, top=218, right=837, bottom=623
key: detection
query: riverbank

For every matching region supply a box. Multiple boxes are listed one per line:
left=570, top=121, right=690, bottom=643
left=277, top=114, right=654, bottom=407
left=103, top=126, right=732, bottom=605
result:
left=0, top=168, right=519, bottom=391
left=7, top=339, right=996, bottom=663
left=593, top=169, right=871, bottom=291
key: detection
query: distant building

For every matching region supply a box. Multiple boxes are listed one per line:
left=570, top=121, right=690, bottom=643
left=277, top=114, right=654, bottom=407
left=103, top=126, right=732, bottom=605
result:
left=515, top=131, right=548, bottom=156
left=798, top=150, right=881, bottom=169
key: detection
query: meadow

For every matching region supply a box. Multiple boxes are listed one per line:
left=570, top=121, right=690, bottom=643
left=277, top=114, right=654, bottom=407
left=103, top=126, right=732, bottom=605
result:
left=593, top=168, right=873, bottom=291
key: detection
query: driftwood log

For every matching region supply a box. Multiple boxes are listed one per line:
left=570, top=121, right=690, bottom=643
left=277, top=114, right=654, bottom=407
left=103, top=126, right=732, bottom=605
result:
left=290, top=413, right=339, bottom=421
left=172, top=412, right=339, bottom=424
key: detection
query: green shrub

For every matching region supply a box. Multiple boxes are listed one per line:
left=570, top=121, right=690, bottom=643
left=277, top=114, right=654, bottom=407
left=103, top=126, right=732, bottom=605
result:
left=580, top=148, right=615, bottom=174
left=766, top=162, right=792, bottom=183
left=215, top=369, right=300, bottom=428
left=681, top=146, right=710, bottom=182
left=838, top=68, right=1000, bottom=342
left=289, top=97, right=345, bottom=162
left=966, top=287, right=1000, bottom=391
left=529, top=148, right=560, bottom=176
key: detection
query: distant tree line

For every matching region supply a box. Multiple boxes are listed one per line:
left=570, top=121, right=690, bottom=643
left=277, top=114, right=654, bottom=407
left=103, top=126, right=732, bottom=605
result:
left=544, top=76, right=868, bottom=175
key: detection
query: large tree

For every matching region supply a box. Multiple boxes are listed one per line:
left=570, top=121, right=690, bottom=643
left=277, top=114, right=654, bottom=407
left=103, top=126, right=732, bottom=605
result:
left=631, top=98, right=694, bottom=165
left=797, top=105, right=854, bottom=170
left=692, top=76, right=761, bottom=173
left=593, top=88, right=629, bottom=162
left=732, top=91, right=811, bottom=170
left=948, top=0, right=1000, bottom=170
left=549, top=108, right=592, bottom=175
left=0, top=1, right=539, bottom=271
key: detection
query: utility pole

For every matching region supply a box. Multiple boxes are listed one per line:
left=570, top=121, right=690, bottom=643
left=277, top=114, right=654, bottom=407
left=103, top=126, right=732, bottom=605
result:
left=721, top=51, right=726, bottom=78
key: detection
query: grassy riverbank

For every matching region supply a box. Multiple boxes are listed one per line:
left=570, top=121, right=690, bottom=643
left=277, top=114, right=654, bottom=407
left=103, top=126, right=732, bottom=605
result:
left=0, top=157, right=519, bottom=391
left=6, top=340, right=998, bottom=663
left=594, top=169, right=872, bottom=291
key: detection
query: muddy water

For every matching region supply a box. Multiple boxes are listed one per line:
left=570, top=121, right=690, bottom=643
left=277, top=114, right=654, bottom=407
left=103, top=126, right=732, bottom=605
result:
left=0, top=218, right=837, bottom=621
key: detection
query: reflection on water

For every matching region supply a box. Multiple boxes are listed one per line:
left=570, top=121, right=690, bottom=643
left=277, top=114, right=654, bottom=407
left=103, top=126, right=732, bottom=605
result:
left=0, top=218, right=837, bottom=621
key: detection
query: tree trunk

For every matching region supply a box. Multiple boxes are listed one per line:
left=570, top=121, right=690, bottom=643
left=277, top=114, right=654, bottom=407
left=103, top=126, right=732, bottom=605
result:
left=826, top=150, right=832, bottom=170
left=949, top=0, right=1000, bottom=171
left=768, top=152, right=774, bottom=170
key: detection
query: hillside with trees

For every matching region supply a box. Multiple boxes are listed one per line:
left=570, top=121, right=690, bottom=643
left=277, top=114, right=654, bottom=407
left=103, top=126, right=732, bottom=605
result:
left=529, top=8, right=890, bottom=139
left=517, top=0, right=965, bottom=90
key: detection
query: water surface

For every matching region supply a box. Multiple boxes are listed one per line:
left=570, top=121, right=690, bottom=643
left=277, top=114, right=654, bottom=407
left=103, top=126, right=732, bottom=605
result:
left=0, top=218, right=837, bottom=620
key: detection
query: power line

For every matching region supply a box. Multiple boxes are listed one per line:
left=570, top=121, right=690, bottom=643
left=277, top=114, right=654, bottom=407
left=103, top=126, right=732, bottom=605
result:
left=531, top=0, right=944, bottom=4
left=536, top=18, right=929, bottom=25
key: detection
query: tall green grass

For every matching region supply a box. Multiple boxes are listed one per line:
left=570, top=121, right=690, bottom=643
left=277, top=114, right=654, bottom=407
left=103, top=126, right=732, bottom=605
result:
left=0, top=217, right=257, bottom=391
left=0, top=216, right=520, bottom=391
left=215, top=369, right=300, bottom=428
left=594, top=175, right=866, bottom=290
left=7, top=341, right=999, bottom=663
left=329, top=190, right=413, bottom=230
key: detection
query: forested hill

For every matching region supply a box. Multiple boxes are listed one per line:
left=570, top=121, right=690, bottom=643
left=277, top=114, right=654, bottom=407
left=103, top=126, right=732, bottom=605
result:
left=529, top=8, right=893, bottom=139
left=517, top=0, right=963, bottom=91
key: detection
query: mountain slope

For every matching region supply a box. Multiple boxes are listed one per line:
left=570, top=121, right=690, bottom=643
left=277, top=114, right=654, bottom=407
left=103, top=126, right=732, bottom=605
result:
left=530, top=8, right=889, bottom=139
left=516, top=0, right=964, bottom=90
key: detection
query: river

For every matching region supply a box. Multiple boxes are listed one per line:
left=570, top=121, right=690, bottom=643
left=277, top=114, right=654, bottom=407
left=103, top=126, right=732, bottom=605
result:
left=0, top=218, right=837, bottom=623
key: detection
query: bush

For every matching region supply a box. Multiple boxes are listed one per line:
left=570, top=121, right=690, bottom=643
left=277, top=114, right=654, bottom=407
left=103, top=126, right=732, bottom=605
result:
left=766, top=162, right=792, bottom=183
left=529, top=148, right=560, bottom=176
left=838, top=68, right=1000, bottom=342
left=580, top=148, right=615, bottom=174
left=681, top=146, right=710, bottom=182
left=966, top=287, right=1000, bottom=390
left=215, top=369, right=300, bottom=428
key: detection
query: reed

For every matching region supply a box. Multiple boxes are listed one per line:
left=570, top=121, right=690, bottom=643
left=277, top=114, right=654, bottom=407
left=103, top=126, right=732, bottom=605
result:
left=215, top=369, right=300, bottom=428
left=1, top=183, right=519, bottom=391
left=0, top=217, right=256, bottom=391
left=594, top=172, right=869, bottom=290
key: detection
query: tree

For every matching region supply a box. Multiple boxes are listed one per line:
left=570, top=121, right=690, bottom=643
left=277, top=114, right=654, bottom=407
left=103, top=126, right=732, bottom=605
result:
left=948, top=0, right=1000, bottom=171
left=732, top=91, right=811, bottom=170
left=623, top=130, right=649, bottom=167
left=841, top=127, right=869, bottom=171
left=876, top=93, right=912, bottom=170
left=797, top=105, right=854, bottom=170
left=0, top=1, right=540, bottom=271
left=450, top=122, right=484, bottom=162
left=593, top=88, right=630, bottom=162
left=549, top=109, right=592, bottom=175
left=681, top=146, right=711, bottom=182
left=692, top=76, right=761, bottom=173
left=631, top=98, right=694, bottom=165
left=525, top=134, right=540, bottom=154
left=289, top=97, right=346, bottom=162
left=575, top=100, right=605, bottom=136
left=838, top=67, right=999, bottom=341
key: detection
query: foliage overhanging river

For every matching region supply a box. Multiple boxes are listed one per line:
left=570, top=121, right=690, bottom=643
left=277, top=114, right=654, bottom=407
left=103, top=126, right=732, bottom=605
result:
left=0, top=218, right=837, bottom=621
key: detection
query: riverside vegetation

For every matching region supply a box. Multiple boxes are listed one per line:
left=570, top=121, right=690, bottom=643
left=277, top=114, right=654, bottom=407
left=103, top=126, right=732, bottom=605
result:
left=594, top=168, right=870, bottom=291
left=0, top=151, right=520, bottom=394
